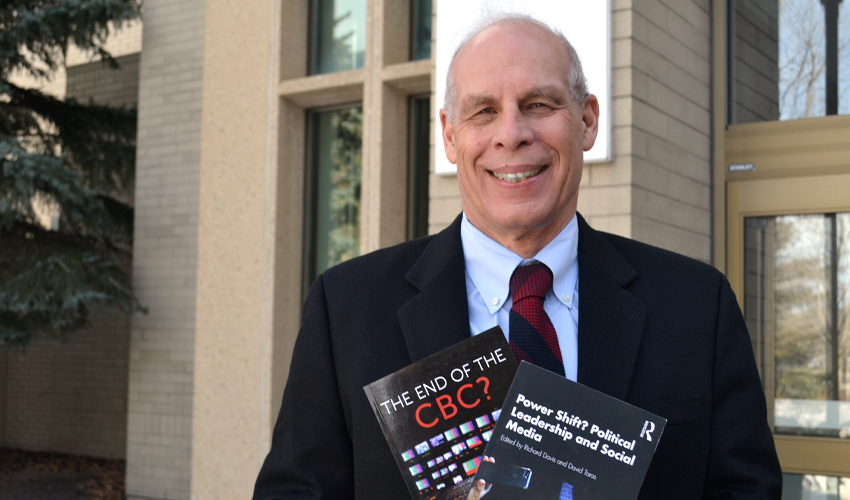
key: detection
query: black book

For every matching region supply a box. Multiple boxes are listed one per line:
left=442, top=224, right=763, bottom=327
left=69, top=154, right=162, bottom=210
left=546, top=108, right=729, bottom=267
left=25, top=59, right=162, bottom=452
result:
left=469, top=362, right=666, bottom=500
left=364, top=327, right=519, bottom=500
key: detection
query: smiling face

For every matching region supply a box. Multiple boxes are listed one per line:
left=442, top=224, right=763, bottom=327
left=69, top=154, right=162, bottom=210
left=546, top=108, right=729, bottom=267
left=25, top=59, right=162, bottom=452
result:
left=440, top=21, right=599, bottom=257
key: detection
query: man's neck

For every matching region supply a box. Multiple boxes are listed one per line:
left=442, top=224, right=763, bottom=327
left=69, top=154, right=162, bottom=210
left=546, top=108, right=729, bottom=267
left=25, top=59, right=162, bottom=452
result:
left=465, top=213, right=576, bottom=259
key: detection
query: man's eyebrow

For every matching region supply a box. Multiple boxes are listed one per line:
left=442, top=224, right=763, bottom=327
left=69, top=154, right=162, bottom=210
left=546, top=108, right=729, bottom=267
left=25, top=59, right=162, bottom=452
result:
left=460, top=87, right=570, bottom=112
left=459, top=94, right=497, bottom=113
left=524, top=86, right=569, bottom=105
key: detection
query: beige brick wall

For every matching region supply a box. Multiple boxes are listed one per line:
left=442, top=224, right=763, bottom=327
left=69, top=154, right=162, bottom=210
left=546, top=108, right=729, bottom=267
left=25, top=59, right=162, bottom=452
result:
left=628, top=0, right=712, bottom=261
left=126, top=1, right=205, bottom=498
left=428, top=174, right=462, bottom=234
left=3, top=347, right=52, bottom=450
left=67, top=53, right=141, bottom=108
left=588, top=0, right=712, bottom=262
left=0, top=309, right=130, bottom=459
left=575, top=1, right=632, bottom=239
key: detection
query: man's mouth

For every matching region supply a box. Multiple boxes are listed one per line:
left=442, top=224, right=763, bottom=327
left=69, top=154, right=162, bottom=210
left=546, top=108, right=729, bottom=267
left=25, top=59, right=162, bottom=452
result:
left=490, top=166, right=545, bottom=183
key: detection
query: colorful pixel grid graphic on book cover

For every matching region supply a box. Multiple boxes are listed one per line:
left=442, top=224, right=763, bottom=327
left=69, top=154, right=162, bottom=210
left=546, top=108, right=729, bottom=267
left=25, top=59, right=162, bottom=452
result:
left=364, top=328, right=518, bottom=499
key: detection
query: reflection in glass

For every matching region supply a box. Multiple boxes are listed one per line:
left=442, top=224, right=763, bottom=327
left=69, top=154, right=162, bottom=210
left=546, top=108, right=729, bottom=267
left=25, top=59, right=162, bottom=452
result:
left=311, top=0, right=366, bottom=74
left=778, top=0, right=827, bottom=119
left=777, top=0, right=850, bottom=119
left=782, top=473, right=850, bottom=499
left=728, top=0, right=850, bottom=124
left=411, top=0, right=433, bottom=61
left=728, top=1, right=780, bottom=124
left=745, top=213, right=850, bottom=438
left=308, top=106, right=362, bottom=282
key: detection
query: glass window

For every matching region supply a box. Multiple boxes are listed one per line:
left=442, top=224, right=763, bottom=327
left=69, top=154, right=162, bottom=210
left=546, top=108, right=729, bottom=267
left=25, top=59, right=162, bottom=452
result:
left=411, top=0, right=433, bottom=61
left=310, top=0, right=366, bottom=74
left=728, top=0, right=850, bottom=124
left=408, top=96, right=430, bottom=239
left=744, top=213, right=850, bottom=439
left=306, top=106, right=363, bottom=282
left=782, top=473, right=850, bottom=499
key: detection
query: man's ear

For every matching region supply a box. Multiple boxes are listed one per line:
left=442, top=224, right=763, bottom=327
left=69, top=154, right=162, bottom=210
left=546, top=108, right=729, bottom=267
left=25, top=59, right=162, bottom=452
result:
left=439, top=108, right=457, bottom=164
left=581, top=94, right=600, bottom=152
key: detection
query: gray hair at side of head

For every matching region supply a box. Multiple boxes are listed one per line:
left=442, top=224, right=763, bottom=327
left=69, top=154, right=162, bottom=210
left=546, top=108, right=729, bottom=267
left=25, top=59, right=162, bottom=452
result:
left=443, top=14, right=589, bottom=123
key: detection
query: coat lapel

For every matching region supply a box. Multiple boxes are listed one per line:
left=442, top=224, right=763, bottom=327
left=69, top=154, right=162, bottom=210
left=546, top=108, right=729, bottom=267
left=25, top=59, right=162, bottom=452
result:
left=576, top=214, right=647, bottom=401
left=397, top=215, right=471, bottom=363
left=397, top=212, right=647, bottom=400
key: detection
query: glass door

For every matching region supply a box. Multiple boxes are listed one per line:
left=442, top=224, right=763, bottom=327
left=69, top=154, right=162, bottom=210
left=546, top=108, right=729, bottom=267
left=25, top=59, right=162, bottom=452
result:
left=723, top=2, right=850, bottom=494
left=728, top=173, right=850, bottom=498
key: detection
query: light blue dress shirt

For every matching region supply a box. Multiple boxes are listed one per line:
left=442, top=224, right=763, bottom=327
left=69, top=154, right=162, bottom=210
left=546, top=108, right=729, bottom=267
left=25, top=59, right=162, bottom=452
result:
left=460, top=213, right=579, bottom=381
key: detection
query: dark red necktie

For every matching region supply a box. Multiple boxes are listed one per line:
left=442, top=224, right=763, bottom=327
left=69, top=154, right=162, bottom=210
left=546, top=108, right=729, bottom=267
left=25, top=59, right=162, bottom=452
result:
left=508, top=262, right=565, bottom=377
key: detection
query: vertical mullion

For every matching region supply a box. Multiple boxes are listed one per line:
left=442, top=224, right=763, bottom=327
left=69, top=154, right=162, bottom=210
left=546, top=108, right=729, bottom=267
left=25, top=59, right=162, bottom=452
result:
left=302, top=111, right=318, bottom=295
left=359, top=0, right=378, bottom=254
left=408, top=96, right=430, bottom=239
left=726, top=0, right=736, bottom=125
left=826, top=212, right=840, bottom=400
left=822, top=0, right=840, bottom=115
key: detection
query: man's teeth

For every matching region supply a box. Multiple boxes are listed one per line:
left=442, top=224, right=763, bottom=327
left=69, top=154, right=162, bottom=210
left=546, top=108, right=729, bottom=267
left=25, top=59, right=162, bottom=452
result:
left=492, top=167, right=543, bottom=182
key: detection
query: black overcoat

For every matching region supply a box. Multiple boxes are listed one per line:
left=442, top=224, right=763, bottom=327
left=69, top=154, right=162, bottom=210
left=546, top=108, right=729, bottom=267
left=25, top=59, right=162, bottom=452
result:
left=253, top=214, right=781, bottom=500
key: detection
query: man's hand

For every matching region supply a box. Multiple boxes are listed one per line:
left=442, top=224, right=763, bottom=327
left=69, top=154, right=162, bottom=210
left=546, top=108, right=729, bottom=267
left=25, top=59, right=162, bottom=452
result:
left=466, top=456, right=495, bottom=500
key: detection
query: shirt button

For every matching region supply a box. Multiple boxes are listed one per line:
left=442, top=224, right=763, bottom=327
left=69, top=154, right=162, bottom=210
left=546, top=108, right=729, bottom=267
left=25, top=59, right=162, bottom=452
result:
left=563, top=294, right=570, bottom=302
left=491, top=298, right=499, bottom=306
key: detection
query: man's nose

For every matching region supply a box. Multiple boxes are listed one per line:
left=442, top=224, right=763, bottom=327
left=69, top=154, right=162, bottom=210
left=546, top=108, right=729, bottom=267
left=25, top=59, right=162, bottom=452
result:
left=493, top=108, right=533, bottom=150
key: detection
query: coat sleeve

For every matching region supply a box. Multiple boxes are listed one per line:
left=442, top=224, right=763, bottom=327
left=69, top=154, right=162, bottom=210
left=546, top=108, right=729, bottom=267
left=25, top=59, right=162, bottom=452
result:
left=703, top=276, right=782, bottom=499
left=253, top=274, right=355, bottom=500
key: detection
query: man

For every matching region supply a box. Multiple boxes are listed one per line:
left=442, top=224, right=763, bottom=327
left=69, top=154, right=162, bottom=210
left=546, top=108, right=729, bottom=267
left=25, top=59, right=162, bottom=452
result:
left=254, top=16, right=782, bottom=500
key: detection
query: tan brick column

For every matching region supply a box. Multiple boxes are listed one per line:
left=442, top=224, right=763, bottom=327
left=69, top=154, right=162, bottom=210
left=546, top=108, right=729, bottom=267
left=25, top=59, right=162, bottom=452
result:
left=127, top=1, right=206, bottom=498
left=575, top=0, right=713, bottom=263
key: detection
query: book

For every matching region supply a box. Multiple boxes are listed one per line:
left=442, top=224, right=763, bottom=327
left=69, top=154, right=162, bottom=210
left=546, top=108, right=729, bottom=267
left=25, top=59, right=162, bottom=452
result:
left=364, top=327, right=519, bottom=500
left=468, top=362, right=667, bottom=500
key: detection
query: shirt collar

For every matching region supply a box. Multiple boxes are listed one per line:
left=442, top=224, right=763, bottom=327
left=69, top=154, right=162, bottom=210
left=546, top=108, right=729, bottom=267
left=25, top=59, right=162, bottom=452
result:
left=460, top=213, right=579, bottom=314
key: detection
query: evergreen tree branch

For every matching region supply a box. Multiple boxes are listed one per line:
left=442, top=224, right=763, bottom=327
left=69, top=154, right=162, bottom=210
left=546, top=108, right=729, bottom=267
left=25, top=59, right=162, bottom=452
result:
left=0, top=0, right=141, bottom=80
left=0, top=1, right=142, bottom=345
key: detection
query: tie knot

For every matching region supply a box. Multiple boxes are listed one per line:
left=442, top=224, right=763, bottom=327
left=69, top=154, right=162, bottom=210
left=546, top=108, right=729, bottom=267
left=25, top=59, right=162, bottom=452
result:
left=510, top=262, right=553, bottom=302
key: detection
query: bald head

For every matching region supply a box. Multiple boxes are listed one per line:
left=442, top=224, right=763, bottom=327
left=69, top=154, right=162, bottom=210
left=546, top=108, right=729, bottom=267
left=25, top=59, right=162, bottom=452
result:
left=443, top=16, right=588, bottom=123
